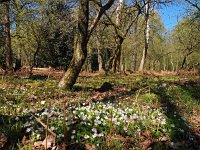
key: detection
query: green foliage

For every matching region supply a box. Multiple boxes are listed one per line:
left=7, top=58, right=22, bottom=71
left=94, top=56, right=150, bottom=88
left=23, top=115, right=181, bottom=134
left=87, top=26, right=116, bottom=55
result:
left=11, top=0, right=74, bottom=68
left=143, top=93, right=159, bottom=103
left=171, top=17, right=200, bottom=70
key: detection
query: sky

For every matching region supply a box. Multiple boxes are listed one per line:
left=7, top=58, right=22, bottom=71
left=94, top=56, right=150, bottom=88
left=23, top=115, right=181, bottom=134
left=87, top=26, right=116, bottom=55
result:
left=158, top=3, right=186, bottom=31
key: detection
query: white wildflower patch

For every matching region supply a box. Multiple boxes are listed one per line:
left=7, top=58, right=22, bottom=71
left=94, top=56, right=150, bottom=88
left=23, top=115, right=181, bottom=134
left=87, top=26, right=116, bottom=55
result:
left=41, top=101, right=46, bottom=105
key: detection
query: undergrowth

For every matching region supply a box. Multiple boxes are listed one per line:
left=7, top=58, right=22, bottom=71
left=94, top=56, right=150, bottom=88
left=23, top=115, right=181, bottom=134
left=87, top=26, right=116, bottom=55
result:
left=0, top=74, right=199, bottom=149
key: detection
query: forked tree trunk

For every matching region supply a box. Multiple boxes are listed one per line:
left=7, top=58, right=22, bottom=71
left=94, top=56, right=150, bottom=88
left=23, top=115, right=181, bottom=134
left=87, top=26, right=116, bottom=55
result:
left=4, top=1, right=13, bottom=72
left=58, top=0, right=89, bottom=89
left=58, top=0, right=114, bottom=89
left=138, top=0, right=150, bottom=71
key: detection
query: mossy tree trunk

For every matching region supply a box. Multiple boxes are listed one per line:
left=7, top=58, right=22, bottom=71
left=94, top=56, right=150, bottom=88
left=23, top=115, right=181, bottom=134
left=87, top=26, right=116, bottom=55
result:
left=58, top=0, right=114, bottom=89
left=58, top=0, right=89, bottom=89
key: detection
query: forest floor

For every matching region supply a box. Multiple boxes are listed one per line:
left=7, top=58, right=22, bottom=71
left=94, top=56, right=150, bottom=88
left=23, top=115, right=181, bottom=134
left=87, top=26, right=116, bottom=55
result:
left=0, top=69, right=200, bottom=150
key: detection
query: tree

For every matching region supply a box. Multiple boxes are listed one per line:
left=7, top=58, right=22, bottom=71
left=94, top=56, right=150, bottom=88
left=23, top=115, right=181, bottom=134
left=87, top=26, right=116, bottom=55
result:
left=172, top=17, right=200, bottom=70
left=104, top=0, right=142, bottom=72
left=36, top=0, right=75, bottom=69
left=58, top=0, right=115, bottom=89
left=11, top=0, right=74, bottom=73
left=183, top=0, right=200, bottom=22
left=4, top=1, right=13, bottom=72
left=138, top=0, right=150, bottom=71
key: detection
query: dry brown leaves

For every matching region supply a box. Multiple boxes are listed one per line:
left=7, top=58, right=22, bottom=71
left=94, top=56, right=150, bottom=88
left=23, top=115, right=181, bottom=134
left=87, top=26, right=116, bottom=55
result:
left=190, top=110, right=200, bottom=141
left=85, top=143, right=96, bottom=150
left=0, top=132, right=7, bottom=148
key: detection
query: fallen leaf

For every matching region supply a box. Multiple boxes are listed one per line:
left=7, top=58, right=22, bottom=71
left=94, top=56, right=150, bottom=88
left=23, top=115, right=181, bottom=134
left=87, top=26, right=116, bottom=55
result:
left=0, top=132, right=7, bottom=148
left=34, top=141, right=43, bottom=149
left=139, top=139, right=152, bottom=150
left=159, top=136, right=168, bottom=142
left=22, top=135, right=30, bottom=145
left=42, top=135, right=55, bottom=149
left=85, top=143, right=96, bottom=150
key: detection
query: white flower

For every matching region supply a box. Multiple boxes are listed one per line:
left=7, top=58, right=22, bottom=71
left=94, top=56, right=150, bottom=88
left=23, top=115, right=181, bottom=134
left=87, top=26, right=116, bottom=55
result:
left=41, top=101, right=45, bottom=105
left=50, top=126, right=55, bottom=131
left=92, top=128, right=97, bottom=133
left=36, top=134, right=41, bottom=139
left=26, top=127, right=33, bottom=133
left=84, top=135, right=90, bottom=139
left=98, top=132, right=104, bottom=137
left=115, top=121, right=120, bottom=125
left=82, top=115, right=87, bottom=120
left=71, top=135, right=74, bottom=139
left=24, top=122, right=31, bottom=127
left=58, top=134, right=64, bottom=138
left=42, top=112, right=49, bottom=116
left=15, top=117, right=19, bottom=121
left=161, top=120, right=166, bottom=125
left=92, top=133, right=97, bottom=138
left=123, top=127, right=128, bottom=132
left=72, top=130, right=76, bottom=134
left=132, top=114, right=138, bottom=120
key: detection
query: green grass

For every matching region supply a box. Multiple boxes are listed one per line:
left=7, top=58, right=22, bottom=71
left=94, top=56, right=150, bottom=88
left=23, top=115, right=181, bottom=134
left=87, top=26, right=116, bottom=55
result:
left=0, top=74, right=199, bottom=149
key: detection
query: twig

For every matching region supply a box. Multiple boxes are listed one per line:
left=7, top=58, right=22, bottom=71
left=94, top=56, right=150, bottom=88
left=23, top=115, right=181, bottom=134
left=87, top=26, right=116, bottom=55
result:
left=106, top=110, right=113, bottom=147
left=32, top=115, right=56, bottom=137
left=45, top=115, right=48, bottom=150
left=63, top=101, right=67, bottom=150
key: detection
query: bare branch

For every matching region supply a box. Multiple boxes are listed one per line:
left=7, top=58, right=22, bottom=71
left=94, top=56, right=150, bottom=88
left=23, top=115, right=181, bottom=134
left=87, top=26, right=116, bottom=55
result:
left=88, top=0, right=115, bottom=39
left=185, top=0, right=200, bottom=11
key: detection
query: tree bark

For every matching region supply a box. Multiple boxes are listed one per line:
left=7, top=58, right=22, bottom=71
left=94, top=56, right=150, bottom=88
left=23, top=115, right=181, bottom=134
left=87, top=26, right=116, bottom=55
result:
left=138, top=0, right=150, bottom=71
left=58, top=36, right=88, bottom=89
left=112, top=0, right=124, bottom=73
left=4, top=1, right=13, bottom=72
left=181, top=51, right=193, bottom=69
left=98, top=48, right=103, bottom=72
left=112, top=35, right=124, bottom=72
left=58, top=0, right=89, bottom=89
left=58, top=0, right=114, bottom=89
left=97, top=31, right=104, bottom=72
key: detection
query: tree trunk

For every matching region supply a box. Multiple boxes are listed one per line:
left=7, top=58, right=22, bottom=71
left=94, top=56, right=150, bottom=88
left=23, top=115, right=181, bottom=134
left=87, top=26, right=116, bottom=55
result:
left=58, top=0, right=89, bottom=89
left=170, top=55, right=174, bottom=71
left=58, top=0, right=114, bottom=89
left=4, top=1, right=13, bottom=72
left=112, top=35, right=123, bottom=72
left=97, top=34, right=104, bottom=72
left=98, top=48, right=103, bottom=72
left=181, top=51, right=193, bottom=69
left=112, top=0, right=124, bottom=73
left=58, top=36, right=88, bottom=89
left=138, top=0, right=150, bottom=71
